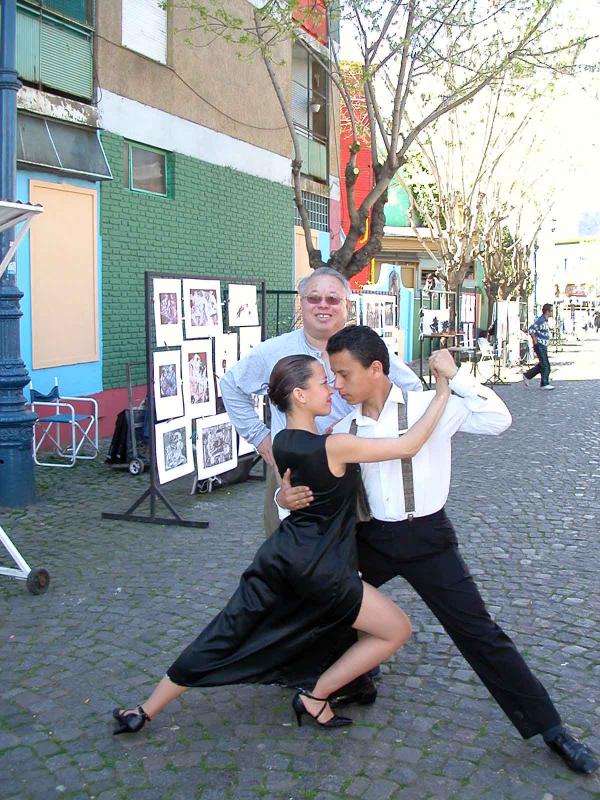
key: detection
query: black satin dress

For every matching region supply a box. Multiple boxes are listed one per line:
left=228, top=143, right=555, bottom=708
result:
left=167, top=429, right=364, bottom=688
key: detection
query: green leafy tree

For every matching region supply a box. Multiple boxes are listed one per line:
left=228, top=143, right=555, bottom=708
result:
left=171, top=0, right=589, bottom=278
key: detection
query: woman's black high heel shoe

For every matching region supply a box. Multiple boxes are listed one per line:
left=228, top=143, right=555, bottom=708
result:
left=112, top=705, right=151, bottom=735
left=292, top=690, right=352, bottom=728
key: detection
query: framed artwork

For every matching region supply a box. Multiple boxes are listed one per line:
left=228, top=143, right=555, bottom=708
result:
left=155, top=416, right=195, bottom=484
left=239, top=325, right=262, bottom=357
left=363, top=296, right=385, bottom=333
left=421, top=307, right=451, bottom=335
left=228, top=283, right=259, bottom=327
left=383, top=298, right=396, bottom=329
left=423, top=307, right=451, bottom=335
left=347, top=294, right=361, bottom=326
left=183, top=279, right=223, bottom=338
left=153, top=278, right=183, bottom=346
left=195, top=413, right=238, bottom=479
left=214, top=332, right=239, bottom=396
left=460, top=293, right=477, bottom=347
left=238, top=395, right=264, bottom=456
left=181, top=339, right=216, bottom=418
left=153, top=349, right=184, bottom=421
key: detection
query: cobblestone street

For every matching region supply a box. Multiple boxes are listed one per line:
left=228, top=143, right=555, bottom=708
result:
left=1, top=336, right=599, bottom=800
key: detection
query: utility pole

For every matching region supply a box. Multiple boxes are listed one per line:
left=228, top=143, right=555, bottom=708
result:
left=0, top=0, right=36, bottom=506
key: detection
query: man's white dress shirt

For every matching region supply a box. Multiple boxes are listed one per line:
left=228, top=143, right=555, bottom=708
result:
left=333, top=375, right=511, bottom=522
left=276, top=373, right=511, bottom=523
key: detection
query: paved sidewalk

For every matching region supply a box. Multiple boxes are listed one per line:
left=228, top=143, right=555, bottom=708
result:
left=1, top=337, right=599, bottom=800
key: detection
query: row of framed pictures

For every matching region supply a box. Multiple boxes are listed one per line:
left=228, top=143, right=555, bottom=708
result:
left=154, top=277, right=260, bottom=346
left=154, top=328, right=261, bottom=422
left=348, top=293, right=398, bottom=337
left=156, top=401, right=264, bottom=485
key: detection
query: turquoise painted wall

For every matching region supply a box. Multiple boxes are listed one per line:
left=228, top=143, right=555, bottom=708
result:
left=384, top=181, right=411, bottom=227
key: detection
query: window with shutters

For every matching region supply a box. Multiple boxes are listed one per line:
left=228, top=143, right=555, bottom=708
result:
left=292, top=43, right=328, bottom=182
left=121, top=0, right=168, bottom=64
left=16, top=2, right=94, bottom=100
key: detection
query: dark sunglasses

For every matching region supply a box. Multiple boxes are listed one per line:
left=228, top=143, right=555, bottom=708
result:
left=302, top=294, right=345, bottom=306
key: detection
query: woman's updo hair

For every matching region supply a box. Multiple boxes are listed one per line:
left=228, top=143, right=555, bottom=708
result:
left=268, top=355, right=319, bottom=413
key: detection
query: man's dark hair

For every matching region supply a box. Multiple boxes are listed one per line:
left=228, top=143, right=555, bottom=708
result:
left=542, top=303, right=553, bottom=314
left=326, top=325, right=390, bottom=374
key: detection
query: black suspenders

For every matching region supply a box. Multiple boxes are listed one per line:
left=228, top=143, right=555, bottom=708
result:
left=350, top=391, right=415, bottom=521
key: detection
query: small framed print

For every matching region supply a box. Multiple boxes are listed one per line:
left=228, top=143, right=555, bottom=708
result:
left=181, top=339, right=216, bottom=418
left=153, top=349, right=184, bottom=421
left=183, top=279, right=223, bottom=338
left=228, top=283, right=259, bottom=327
left=195, top=413, right=238, bottom=479
left=421, top=307, right=451, bottom=335
left=363, top=296, right=385, bottom=334
left=153, top=278, right=183, bottom=346
left=238, top=395, right=264, bottom=456
left=347, top=294, right=361, bottom=326
left=155, top=417, right=195, bottom=484
left=239, top=325, right=262, bottom=357
left=214, top=332, right=238, bottom=396
left=383, top=297, right=396, bottom=329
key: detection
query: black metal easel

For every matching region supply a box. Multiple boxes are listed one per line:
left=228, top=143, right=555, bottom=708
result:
left=102, top=271, right=208, bottom=527
left=483, top=299, right=507, bottom=386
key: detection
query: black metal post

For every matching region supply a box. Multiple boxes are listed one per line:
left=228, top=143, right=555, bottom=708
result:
left=0, top=0, right=36, bottom=506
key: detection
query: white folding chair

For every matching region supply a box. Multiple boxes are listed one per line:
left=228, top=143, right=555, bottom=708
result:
left=30, top=380, right=98, bottom=467
left=473, top=337, right=497, bottom=381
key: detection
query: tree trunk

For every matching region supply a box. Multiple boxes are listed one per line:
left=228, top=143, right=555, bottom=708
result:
left=485, top=288, right=496, bottom=329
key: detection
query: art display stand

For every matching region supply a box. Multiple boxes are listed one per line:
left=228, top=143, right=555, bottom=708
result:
left=483, top=300, right=507, bottom=386
left=418, top=289, right=458, bottom=387
left=102, top=270, right=266, bottom=528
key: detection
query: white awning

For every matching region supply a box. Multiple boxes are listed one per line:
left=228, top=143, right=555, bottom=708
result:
left=0, top=200, right=44, bottom=278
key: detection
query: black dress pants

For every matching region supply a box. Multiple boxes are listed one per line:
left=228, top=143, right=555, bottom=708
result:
left=357, top=509, right=561, bottom=739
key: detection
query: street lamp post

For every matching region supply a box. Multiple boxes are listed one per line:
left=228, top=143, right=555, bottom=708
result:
left=0, top=0, right=36, bottom=506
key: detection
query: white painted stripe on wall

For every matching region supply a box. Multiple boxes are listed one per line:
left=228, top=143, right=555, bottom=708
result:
left=329, top=175, right=340, bottom=201
left=97, top=90, right=292, bottom=186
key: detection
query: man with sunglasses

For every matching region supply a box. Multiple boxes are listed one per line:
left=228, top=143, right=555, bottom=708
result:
left=221, top=267, right=422, bottom=536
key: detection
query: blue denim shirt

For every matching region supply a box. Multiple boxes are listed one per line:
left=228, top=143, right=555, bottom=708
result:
left=529, top=314, right=550, bottom=347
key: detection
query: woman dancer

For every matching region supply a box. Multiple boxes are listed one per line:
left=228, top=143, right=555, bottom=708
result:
left=113, top=355, right=450, bottom=733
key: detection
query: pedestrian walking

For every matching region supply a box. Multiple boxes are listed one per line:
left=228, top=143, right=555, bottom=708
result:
left=112, top=354, right=449, bottom=735
left=523, top=303, right=554, bottom=389
left=220, top=267, right=422, bottom=536
left=278, top=326, right=598, bottom=775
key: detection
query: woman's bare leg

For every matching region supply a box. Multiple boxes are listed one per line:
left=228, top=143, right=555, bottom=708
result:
left=120, top=675, right=188, bottom=720
left=301, top=583, right=411, bottom=722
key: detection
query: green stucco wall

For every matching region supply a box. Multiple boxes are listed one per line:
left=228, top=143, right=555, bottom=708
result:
left=100, top=132, right=294, bottom=389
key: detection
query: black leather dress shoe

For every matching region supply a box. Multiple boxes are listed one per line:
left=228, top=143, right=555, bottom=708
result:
left=330, top=675, right=377, bottom=707
left=546, top=730, right=599, bottom=774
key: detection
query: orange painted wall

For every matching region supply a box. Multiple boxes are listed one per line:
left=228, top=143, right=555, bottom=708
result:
left=339, top=128, right=373, bottom=289
left=292, top=0, right=328, bottom=45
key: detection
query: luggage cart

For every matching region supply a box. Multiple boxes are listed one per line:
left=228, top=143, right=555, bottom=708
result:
left=106, top=362, right=149, bottom=475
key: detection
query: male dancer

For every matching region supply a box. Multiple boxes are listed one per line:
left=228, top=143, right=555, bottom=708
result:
left=279, top=325, right=597, bottom=775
